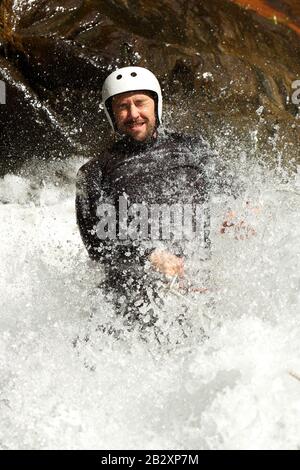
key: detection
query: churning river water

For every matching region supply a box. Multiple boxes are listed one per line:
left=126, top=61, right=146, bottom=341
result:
left=1, top=142, right=300, bottom=449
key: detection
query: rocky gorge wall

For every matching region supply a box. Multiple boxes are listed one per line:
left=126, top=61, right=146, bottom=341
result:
left=0, top=0, right=299, bottom=174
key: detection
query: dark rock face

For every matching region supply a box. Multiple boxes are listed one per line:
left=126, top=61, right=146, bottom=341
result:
left=0, top=0, right=300, bottom=174
left=232, top=0, right=300, bottom=34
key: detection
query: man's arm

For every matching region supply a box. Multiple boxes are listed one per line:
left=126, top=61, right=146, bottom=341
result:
left=202, top=152, right=259, bottom=240
left=76, top=163, right=115, bottom=263
left=147, top=135, right=212, bottom=278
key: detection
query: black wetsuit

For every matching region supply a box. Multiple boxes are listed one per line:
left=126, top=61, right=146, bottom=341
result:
left=76, top=131, right=240, bottom=324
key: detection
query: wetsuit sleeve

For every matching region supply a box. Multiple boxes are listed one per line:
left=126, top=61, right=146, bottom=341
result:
left=76, top=162, right=155, bottom=267
left=75, top=164, right=114, bottom=263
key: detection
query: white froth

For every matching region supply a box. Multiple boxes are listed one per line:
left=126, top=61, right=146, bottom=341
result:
left=1, top=156, right=300, bottom=450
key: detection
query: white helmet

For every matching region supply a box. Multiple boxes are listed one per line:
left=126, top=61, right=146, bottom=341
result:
left=102, top=66, right=162, bottom=131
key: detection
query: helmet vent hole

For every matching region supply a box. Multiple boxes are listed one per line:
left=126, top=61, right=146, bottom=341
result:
left=116, top=74, right=122, bottom=80
left=131, top=72, right=137, bottom=77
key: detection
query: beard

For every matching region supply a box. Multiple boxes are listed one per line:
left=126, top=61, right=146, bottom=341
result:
left=118, top=118, right=156, bottom=142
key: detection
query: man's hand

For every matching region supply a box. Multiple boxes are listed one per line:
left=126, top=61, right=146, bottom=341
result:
left=220, top=217, right=256, bottom=240
left=220, top=205, right=260, bottom=240
left=149, top=250, right=211, bottom=294
left=149, top=249, right=184, bottom=277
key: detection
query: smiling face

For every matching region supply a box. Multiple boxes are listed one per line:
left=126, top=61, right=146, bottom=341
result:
left=111, top=91, right=156, bottom=142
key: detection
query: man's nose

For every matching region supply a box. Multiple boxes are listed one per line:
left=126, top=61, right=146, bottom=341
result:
left=128, top=104, right=139, bottom=119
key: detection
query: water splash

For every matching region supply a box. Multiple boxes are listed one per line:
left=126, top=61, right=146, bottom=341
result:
left=0, top=140, right=300, bottom=449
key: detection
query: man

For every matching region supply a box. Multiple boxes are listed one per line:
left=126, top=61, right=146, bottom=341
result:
left=76, top=66, right=244, bottom=326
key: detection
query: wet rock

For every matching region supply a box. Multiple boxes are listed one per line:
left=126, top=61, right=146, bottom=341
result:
left=0, top=55, right=79, bottom=175
left=232, top=0, right=300, bottom=35
left=0, top=0, right=299, bottom=173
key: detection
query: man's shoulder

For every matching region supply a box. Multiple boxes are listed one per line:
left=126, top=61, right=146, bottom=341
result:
left=76, top=149, right=111, bottom=181
left=77, top=156, right=99, bottom=175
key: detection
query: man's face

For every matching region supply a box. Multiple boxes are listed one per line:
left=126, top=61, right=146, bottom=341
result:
left=112, top=91, right=156, bottom=142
